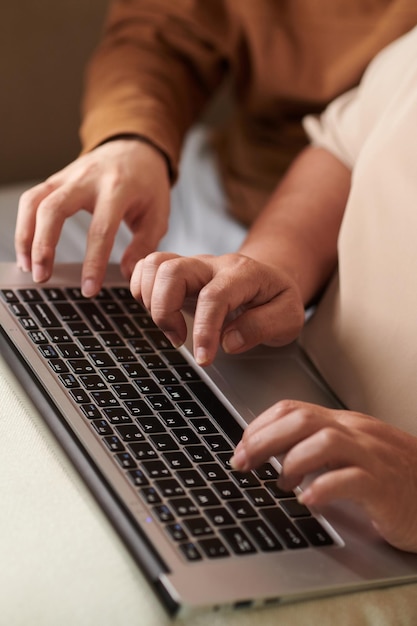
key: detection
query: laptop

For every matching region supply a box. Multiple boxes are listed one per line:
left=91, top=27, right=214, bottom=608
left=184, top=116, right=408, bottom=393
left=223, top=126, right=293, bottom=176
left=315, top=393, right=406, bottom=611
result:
left=1, top=261, right=416, bottom=617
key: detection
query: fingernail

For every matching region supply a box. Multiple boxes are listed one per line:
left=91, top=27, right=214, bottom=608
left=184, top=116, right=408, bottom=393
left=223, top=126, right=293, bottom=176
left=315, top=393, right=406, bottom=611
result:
left=82, top=279, right=97, bottom=298
left=222, top=329, right=245, bottom=353
left=195, top=347, right=209, bottom=366
left=16, top=254, right=30, bottom=273
left=32, top=263, right=48, bottom=283
left=230, top=446, right=248, bottom=471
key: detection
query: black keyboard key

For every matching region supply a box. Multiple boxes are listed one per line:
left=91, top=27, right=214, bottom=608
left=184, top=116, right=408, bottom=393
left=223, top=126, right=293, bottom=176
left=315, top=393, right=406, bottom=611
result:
left=29, top=302, right=61, bottom=328
left=163, top=451, right=193, bottom=470
left=295, top=518, right=334, bottom=547
left=213, top=481, right=242, bottom=501
left=68, top=359, right=94, bottom=374
left=28, top=330, right=48, bottom=344
left=9, top=302, right=28, bottom=317
left=136, top=416, right=166, bottom=434
left=177, top=469, right=206, bottom=488
left=111, top=315, right=141, bottom=338
left=185, top=445, right=214, bottom=464
left=127, top=469, right=149, bottom=487
left=89, top=352, right=115, bottom=367
left=103, top=435, right=125, bottom=453
left=112, top=383, right=141, bottom=400
left=115, top=451, right=137, bottom=469
left=115, top=424, right=144, bottom=442
left=254, top=463, right=279, bottom=481
left=169, top=497, right=199, bottom=518
left=128, top=442, right=158, bottom=460
left=91, top=390, right=119, bottom=407
left=104, top=407, right=133, bottom=424
left=149, top=433, right=179, bottom=452
left=146, top=329, right=174, bottom=350
left=54, top=301, right=81, bottom=322
left=260, top=508, right=308, bottom=549
left=187, top=381, right=244, bottom=445
left=198, top=537, right=229, bottom=559
left=230, top=471, right=261, bottom=489
left=80, top=374, right=107, bottom=390
left=179, top=542, right=202, bottom=562
left=158, top=411, right=187, bottom=429
left=142, top=460, right=171, bottom=479
left=243, top=520, right=283, bottom=552
left=172, top=428, right=200, bottom=446
left=92, top=419, right=113, bottom=436
left=1, top=289, right=18, bottom=303
left=38, top=345, right=58, bottom=359
left=152, top=369, right=179, bottom=385
left=183, top=516, right=212, bottom=536
left=205, top=507, right=234, bottom=527
left=67, top=321, right=92, bottom=336
left=245, top=488, right=276, bottom=508
left=199, top=463, right=228, bottom=482
left=166, top=523, right=187, bottom=542
left=227, top=499, right=258, bottom=520
left=280, top=499, right=312, bottom=518
left=220, top=528, right=256, bottom=555
left=153, top=504, right=174, bottom=523
left=140, top=487, right=161, bottom=505
left=47, top=328, right=72, bottom=343
left=100, top=368, right=127, bottom=383
left=146, top=395, right=175, bottom=411
left=155, top=478, right=185, bottom=498
left=100, top=332, right=125, bottom=348
left=203, top=434, right=232, bottom=453
left=190, top=488, right=220, bottom=508
left=17, top=288, right=43, bottom=302
left=124, top=399, right=153, bottom=417
left=57, top=343, right=83, bottom=359
left=42, top=288, right=66, bottom=302
left=69, top=388, right=91, bottom=404
left=81, top=404, right=102, bottom=419
left=177, top=401, right=204, bottom=418
left=77, top=336, right=102, bottom=351
left=77, top=301, right=113, bottom=331
left=264, top=481, right=295, bottom=499
left=111, top=347, right=137, bottom=363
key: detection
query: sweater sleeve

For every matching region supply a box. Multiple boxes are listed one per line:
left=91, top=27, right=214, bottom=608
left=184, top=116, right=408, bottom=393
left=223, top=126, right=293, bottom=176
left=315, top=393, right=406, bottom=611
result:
left=79, top=0, right=233, bottom=181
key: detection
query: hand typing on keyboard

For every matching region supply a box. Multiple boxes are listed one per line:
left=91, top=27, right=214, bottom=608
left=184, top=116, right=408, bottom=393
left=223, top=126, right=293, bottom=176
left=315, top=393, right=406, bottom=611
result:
left=130, top=252, right=305, bottom=366
left=230, top=399, right=417, bottom=554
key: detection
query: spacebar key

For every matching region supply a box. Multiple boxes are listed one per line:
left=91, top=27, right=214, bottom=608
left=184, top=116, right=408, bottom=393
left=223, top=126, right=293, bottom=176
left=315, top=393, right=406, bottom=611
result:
left=187, top=381, right=244, bottom=445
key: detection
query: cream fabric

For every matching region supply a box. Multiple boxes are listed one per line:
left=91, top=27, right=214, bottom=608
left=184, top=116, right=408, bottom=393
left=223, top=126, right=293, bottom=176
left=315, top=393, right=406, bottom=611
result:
left=302, top=26, right=417, bottom=435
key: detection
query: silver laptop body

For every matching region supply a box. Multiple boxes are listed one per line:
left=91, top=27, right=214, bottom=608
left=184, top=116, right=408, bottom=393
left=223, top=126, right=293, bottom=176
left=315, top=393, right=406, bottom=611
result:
left=1, top=262, right=417, bottom=617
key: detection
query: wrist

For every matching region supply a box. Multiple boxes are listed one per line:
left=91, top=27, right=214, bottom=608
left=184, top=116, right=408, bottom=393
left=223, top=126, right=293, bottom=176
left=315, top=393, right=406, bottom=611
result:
left=97, top=133, right=174, bottom=183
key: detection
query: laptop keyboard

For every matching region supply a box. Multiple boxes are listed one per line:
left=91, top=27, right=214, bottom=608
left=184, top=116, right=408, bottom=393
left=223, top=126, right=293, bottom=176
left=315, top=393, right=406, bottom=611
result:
left=1, top=285, right=334, bottom=561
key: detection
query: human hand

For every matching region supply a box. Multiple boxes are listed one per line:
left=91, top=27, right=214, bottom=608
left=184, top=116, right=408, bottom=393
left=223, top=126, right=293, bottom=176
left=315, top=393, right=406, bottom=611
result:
left=130, top=251, right=305, bottom=365
left=15, top=138, right=170, bottom=296
left=230, top=399, right=417, bottom=552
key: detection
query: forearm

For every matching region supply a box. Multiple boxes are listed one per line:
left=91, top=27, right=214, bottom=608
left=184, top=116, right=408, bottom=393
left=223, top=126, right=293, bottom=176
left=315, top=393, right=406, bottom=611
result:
left=80, top=0, right=230, bottom=179
left=239, top=146, right=351, bottom=306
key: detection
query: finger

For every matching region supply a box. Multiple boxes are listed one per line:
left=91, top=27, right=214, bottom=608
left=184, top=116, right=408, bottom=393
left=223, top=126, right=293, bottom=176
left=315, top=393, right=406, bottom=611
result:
left=221, top=288, right=304, bottom=354
left=81, top=185, right=129, bottom=297
left=31, top=183, right=94, bottom=283
left=279, top=427, right=365, bottom=491
left=131, top=252, right=188, bottom=347
left=15, top=181, right=58, bottom=272
left=231, top=402, right=333, bottom=471
left=299, top=466, right=374, bottom=511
